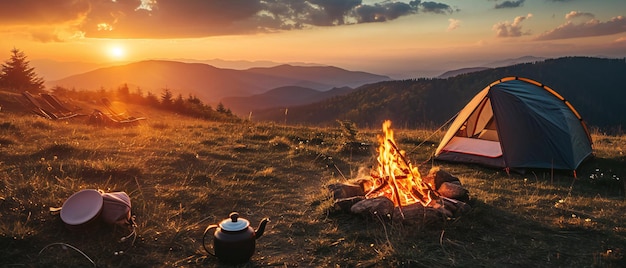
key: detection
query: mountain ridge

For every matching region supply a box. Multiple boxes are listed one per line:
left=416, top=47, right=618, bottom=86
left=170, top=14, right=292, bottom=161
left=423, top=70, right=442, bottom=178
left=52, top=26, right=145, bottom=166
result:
left=222, top=86, right=356, bottom=116
left=252, top=56, right=626, bottom=131
left=46, top=60, right=390, bottom=104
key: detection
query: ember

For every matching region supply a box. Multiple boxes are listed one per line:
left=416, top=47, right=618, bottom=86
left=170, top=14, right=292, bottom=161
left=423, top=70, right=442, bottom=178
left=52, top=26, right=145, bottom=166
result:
left=329, top=120, right=471, bottom=224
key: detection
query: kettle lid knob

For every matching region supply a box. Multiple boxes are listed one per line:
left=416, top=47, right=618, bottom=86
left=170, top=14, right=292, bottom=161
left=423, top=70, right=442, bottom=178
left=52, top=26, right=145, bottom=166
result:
left=219, top=211, right=249, bottom=231
left=229, top=212, right=239, bottom=222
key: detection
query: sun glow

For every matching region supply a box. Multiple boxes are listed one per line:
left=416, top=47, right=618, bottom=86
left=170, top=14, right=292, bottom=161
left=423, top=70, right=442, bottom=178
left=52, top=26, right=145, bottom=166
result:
left=107, top=45, right=126, bottom=60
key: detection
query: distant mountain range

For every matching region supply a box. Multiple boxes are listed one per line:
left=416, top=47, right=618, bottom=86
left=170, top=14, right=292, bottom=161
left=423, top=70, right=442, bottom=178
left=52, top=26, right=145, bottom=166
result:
left=155, top=58, right=325, bottom=70
left=484, top=55, right=547, bottom=68
left=31, top=59, right=107, bottom=81
left=32, top=58, right=325, bottom=81
left=46, top=60, right=391, bottom=104
left=436, top=56, right=547, bottom=78
left=35, top=55, right=548, bottom=81
left=40, top=56, right=554, bottom=114
left=32, top=55, right=626, bottom=130
left=436, top=67, right=491, bottom=79
left=252, top=57, right=626, bottom=131
left=222, top=86, right=356, bottom=116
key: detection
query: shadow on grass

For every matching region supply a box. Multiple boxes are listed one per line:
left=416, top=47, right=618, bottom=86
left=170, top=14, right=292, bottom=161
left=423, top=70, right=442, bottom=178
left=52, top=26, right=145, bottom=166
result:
left=0, top=213, right=139, bottom=267
left=577, top=156, right=626, bottom=198
left=322, top=197, right=625, bottom=267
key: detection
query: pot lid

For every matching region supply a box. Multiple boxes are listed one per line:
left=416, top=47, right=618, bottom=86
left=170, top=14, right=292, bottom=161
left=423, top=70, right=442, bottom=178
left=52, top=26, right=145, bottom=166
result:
left=60, top=189, right=103, bottom=225
left=219, top=212, right=250, bottom=231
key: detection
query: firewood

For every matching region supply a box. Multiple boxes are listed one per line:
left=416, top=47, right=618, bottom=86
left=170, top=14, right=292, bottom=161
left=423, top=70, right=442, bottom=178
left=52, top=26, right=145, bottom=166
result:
left=453, top=200, right=471, bottom=217
left=391, top=203, right=443, bottom=225
left=441, top=197, right=472, bottom=218
left=328, top=182, right=365, bottom=200
left=423, top=167, right=461, bottom=189
left=386, top=139, right=437, bottom=199
left=365, top=180, right=388, bottom=197
left=438, top=182, right=469, bottom=202
left=350, top=196, right=394, bottom=219
left=333, top=196, right=365, bottom=212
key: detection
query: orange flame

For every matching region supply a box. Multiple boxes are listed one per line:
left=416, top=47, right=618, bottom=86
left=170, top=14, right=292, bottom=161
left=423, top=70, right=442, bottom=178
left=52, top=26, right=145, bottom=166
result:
left=364, top=120, right=434, bottom=207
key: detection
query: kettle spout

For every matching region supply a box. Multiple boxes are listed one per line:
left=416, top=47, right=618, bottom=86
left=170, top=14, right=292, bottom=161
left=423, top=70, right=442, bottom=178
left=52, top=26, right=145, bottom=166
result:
left=254, top=218, right=270, bottom=239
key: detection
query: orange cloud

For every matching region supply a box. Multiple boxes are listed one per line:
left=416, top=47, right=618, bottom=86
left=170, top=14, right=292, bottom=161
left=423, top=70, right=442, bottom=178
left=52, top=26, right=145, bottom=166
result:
left=0, top=0, right=456, bottom=40
left=535, top=16, right=626, bottom=41
left=613, top=36, right=626, bottom=44
left=447, top=18, right=461, bottom=32
left=0, top=0, right=90, bottom=25
left=492, top=14, right=533, bottom=38
left=565, top=11, right=594, bottom=20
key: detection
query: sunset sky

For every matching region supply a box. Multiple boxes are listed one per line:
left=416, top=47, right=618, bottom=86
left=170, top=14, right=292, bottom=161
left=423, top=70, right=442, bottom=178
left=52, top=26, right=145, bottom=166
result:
left=1, top=0, right=625, bottom=78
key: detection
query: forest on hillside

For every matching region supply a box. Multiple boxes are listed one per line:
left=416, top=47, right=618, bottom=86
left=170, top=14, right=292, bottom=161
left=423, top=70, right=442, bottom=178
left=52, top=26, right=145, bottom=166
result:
left=0, top=48, right=238, bottom=122
left=254, top=57, right=626, bottom=133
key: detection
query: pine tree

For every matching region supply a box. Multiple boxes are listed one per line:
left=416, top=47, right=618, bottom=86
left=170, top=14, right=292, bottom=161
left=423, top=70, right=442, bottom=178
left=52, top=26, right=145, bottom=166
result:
left=0, top=48, right=44, bottom=92
left=117, top=83, right=130, bottom=100
left=173, top=93, right=185, bottom=111
left=160, top=87, right=173, bottom=108
left=216, top=102, right=227, bottom=113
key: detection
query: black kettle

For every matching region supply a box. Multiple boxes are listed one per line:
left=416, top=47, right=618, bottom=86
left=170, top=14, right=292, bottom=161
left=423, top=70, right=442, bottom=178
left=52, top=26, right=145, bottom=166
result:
left=203, top=212, right=270, bottom=264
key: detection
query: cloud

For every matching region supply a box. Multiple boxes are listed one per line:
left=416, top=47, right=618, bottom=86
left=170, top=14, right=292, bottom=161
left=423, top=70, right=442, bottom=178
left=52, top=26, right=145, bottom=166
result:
left=82, top=0, right=266, bottom=38
left=492, top=13, right=533, bottom=37
left=565, top=11, right=594, bottom=20
left=420, top=1, right=454, bottom=14
left=307, top=0, right=362, bottom=25
left=0, top=0, right=90, bottom=25
left=0, top=0, right=89, bottom=42
left=447, top=18, right=461, bottom=31
left=353, top=1, right=419, bottom=23
left=535, top=16, right=626, bottom=40
left=30, top=29, right=65, bottom=43
left=0, top=0, right=456, bottom=40
left=494, top=0, right=525, bottom=9
left=615, top=36, right=626, bottom=44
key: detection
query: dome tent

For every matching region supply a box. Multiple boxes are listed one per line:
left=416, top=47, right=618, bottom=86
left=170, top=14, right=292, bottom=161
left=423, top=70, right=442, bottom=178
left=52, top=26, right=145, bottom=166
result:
left=434, top=77, right=593, bottom=172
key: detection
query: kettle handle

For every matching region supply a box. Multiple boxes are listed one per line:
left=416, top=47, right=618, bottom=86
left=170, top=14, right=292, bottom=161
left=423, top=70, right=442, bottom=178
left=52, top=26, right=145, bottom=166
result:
left=202, top=224, right=218, bottom=256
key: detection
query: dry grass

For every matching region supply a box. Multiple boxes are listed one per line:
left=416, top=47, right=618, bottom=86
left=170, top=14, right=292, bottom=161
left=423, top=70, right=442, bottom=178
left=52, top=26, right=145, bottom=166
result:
left=0, top=99, right=625, bottom=267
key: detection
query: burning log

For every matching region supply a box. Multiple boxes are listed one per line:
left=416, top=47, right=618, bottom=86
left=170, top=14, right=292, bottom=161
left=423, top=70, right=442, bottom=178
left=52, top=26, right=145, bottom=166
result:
left=328, top=120, right=471, bottom=225
left=386, top=138, right=438, bottom=200
left=329, top=176, right=471, bottom=224
left=362, top=121, right=441, bottom=215
left=364, top=179, right=389, bottom=197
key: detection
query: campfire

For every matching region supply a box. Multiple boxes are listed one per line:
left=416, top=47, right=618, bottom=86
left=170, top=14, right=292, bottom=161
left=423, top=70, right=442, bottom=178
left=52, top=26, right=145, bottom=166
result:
left=365, top=120, right=435, bottom=208
left=329, top=120, right=471, bottom=224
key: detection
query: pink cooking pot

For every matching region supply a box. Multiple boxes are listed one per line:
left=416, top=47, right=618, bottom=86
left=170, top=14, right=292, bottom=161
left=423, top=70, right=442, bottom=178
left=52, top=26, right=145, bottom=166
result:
left=60, top=189, right=103, bottom=231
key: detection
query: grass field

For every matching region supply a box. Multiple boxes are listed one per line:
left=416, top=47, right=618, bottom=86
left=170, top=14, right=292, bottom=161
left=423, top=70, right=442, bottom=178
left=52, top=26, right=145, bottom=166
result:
left=1, top=95, right=625, bottom=267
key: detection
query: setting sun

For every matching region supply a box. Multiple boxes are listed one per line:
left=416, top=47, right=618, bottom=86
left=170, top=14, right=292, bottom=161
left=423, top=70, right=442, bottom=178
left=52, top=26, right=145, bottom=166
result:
left=107, top=45, right=126, bottom=60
